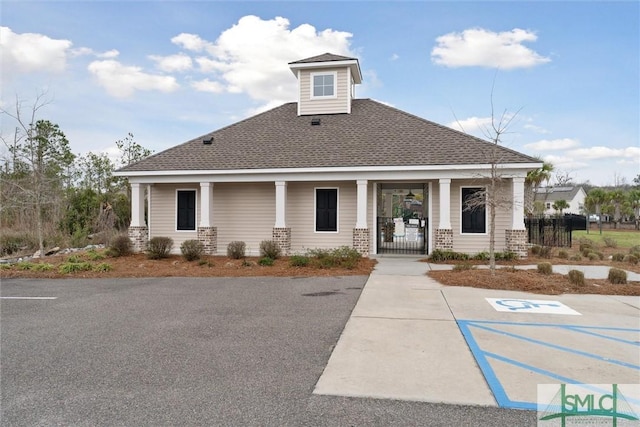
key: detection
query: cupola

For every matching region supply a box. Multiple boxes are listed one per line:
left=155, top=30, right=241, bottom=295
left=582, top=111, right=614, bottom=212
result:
left=288, top=53, right=362, bottom=116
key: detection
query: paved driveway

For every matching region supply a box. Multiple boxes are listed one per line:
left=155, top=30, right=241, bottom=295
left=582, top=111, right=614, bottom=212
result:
left=1, top=277, right=535, bottom=426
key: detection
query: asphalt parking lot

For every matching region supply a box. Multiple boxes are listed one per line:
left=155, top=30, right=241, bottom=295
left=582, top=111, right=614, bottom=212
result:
left=1, top=277, right=535, bottom=426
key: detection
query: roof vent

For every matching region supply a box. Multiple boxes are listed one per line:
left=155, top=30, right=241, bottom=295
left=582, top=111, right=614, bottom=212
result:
left=202, top=137, right=213, bottom=145
left=311, top=118, right=321, bottom=126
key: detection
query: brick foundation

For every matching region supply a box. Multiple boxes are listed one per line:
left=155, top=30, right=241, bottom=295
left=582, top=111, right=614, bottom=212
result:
left=272, top=228, right=291, bottom=256
left=353, top=228, right=370, bottom=257
left=505, top=229, right=528, bottom=258
left=434, top=228, right=453, bottom=250
left=197, top=226, right=218, bottom=255
left=128, top=226, right=148, bottom=252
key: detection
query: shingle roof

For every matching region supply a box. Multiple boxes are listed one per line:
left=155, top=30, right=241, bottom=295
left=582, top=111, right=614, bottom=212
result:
left=534, top=186, right=584, bottom=202
left=119, top=99, right=539, bottom=173
left=288, top=53, right=357, bottom=64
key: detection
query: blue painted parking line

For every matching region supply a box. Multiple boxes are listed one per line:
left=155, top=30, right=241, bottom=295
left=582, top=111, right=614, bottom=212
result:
left=457, top=320, right=640, bottom=411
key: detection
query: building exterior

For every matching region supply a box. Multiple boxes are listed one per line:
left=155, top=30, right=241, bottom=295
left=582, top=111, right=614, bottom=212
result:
left=115, top=53, right=542, bottom=257
left=534, top=186, right=587, bottom=215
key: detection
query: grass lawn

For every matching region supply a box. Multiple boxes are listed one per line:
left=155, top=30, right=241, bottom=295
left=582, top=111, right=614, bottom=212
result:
left=573, top=229, right=640, bottom=249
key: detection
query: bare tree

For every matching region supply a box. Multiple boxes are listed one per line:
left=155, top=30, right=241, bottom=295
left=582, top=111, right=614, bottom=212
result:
left=459, top=95, right=522, bottom=275
left=0, top=93, right=75, bottom=256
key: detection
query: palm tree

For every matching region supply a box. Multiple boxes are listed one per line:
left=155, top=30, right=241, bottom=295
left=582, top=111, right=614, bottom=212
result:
left=629, top=189, right=640, bottom=230
left=552, top=199, right=570, bottom=215
left=587, top=188, right=607, bottom=234
left=525, top=160, right=554, bottom=215
left=608, top=189, right=626, bottom=229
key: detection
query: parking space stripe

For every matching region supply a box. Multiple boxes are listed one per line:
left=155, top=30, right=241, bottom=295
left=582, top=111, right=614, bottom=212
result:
left=471, top=323, right=640, bottom=370
left=564, top=326, right=640, bottom=346
left=0, top=297, right=57, bottom=300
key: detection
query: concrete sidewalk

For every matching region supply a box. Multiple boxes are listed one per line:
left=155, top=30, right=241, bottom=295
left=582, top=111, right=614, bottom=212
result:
left=314, top=257, right=640, bottom=408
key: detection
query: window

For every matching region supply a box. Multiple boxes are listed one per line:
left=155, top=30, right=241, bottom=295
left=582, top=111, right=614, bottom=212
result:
left=177, top=190, right=196, bottom=231
left=461, top=187, right=486, bottom=234
left=311, top=72, right=336, bottom=98
left=316, top=188, right=338, bottom=232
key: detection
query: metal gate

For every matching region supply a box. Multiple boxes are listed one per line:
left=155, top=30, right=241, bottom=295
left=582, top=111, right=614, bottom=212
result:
left=376, top=217, right=427, bottom=254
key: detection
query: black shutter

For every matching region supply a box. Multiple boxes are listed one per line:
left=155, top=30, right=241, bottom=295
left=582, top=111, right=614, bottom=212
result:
left=177, top=191, right=196, bottom=230
left=316, top=189, right=337, bottom=232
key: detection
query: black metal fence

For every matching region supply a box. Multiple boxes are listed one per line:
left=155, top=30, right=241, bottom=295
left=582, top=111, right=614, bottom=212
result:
left=376, top=217, right=427, bottom=254
left=524, top=214, right=587, bottom=248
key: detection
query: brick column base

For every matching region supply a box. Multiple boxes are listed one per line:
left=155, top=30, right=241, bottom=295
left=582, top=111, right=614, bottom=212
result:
left=128, top=226, right=148, bottom=252
left=505, top=229, right=528, bottom=258
left=272, top=228, right=291, bottom=256
left=197, top=226, right=218, bottom=255
left=434, top=228, right=453, bottom=251
left=353, top=228, right=370, bottom=257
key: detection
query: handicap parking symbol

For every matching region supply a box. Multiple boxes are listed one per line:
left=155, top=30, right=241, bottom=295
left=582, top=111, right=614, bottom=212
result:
left=486, top=298, right=581, bottom=315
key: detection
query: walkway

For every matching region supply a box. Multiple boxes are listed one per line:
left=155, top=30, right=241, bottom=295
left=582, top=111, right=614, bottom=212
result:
left=314, top=257, right=640, bottom=410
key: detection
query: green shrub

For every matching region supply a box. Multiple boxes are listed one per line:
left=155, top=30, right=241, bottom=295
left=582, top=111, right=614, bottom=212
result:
left=86, top=250, right=105, bottom=261
left=495, top=251, right=518, bottom=261
left=557, top=249, right=569, bottom=259
left=93, top=263, right=113, bottom=272
left=568, top=269, right=585, bottom=286
left=623, top=254, right=639, bottom=265
left=629, top=245, right=640, bottom=257
left=607, top=268, right=627, bottom=284
left=612, top=253, right=625, bottom=262
left=307, top=246, right=362, bottom=269
left=530, top=245, right=542, bottom=256
left=581, top=248, right=592, bottom=257
left=594, top=251, right=604, bottom=260
left=578, top=237, right=594, bottom=246
left=603, top=237, right=618, bottom=248
left=198, top=259, right=212, bottom=268
left=259, top=240, right=281, bottom=259
left=67, top=254, right=83, bottom=263
left=569, top=254, right=582, bottom=261
left=181, top=239, right=204, bottom=261
left=109, top=235, right=132, bottom=257
left=429, top=249, right=469, bottom=262
left=227, top=241, right=246, bottom=259
left=0, top=264, right=12, bottom=270
left=258, top=257, right=274, bottom=266
left=16, top=262, right=34, bottom=271
left=59, top=262, right=92, bottom=274
left=539, top=246, right=553, bottom=258
left=452, top=262, right=476, bottom=271
left=537, top=262, right=553, bottom=275
left=242, top=259, right=254, bottom=267
left=32, top=263, right=54, bottom=272
left=587, top=252, right=599, bottom=261
left=289, top=255, right=310, bottom=267
left=473, top=252, right=489, bottom=261
left=0, top=232, right=29, bottom=256
left=579, top=242, right=593, bottom=252
left=147, top=237, right=173, bottom=260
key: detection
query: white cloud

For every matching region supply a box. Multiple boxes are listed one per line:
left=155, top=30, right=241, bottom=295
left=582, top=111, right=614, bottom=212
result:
left=543, top=154, right=589, bottom=170
left=525, top=138, right=580, bottom=151
left=567, top=146, right=640, bottom=160
left=190, top=78, right=224, bottom=94
left=172, top=15, right=355, bottom=104
left=447, top=116, right=493, bottom=134
left=88, top=60, right=179, bottom=98
left=0, top=26, right=72, bottom=75
left=97, top=49, right=120, bottom=59
left=149, top=53, right=193, bottom=72
left=431, top=28, right=551, bottom=69
left=523, top=123, right=549, bottom=134
left=390, top=53, right=399, bottom=61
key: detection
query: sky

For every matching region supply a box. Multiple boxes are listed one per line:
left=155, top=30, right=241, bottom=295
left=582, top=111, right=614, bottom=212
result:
left=1, top=1, right=638, bottom=186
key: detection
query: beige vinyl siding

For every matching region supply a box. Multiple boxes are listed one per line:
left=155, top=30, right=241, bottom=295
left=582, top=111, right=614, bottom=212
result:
left=149, top=184, right=199, bottom=252
left=287, top=181, right=356, bottom=253
left=298, top=69, right=350, bottom=115
left=213, top=183, right=275, bottom=256
left=451, top=179, right=511, bottom=254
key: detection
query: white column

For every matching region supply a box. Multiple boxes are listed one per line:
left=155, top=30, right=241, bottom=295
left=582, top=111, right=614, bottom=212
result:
left=512, top=177, right=526, bottom=229
left=356, top=180, right=368, bottom=229
left=200, top=182, right=213, bottom=227
left=275, top=181, right=287, bottom=228
left=130, top=183, right=146, bottom=227
left=438, top=178, right=451, bottom=229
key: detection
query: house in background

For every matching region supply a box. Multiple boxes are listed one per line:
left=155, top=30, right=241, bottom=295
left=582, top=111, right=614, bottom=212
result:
left=115, top=53, right=542, bottom=257
left=534, top=186, right=587, bottom=215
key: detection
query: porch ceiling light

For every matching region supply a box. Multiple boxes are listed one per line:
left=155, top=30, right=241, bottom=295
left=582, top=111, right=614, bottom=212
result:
left=406, top=190, right=415, bottom=200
